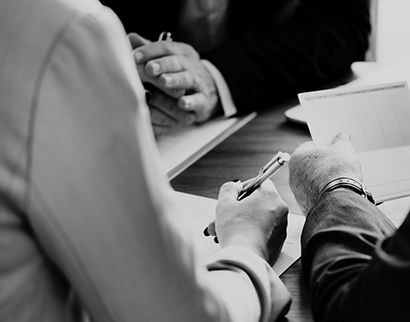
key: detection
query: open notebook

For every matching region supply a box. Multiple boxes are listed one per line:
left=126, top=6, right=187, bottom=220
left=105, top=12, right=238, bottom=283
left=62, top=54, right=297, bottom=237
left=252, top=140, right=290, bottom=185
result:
left=172, top=191, right=306, bottom=276
left=157, top=113, right=257, bottom=179
left=299, top=81, right=410, bottom=203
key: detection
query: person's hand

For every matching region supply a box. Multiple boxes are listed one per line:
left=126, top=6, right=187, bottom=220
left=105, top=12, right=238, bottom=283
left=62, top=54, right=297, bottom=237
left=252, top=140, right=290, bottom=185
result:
left=147, top=89, right=196, bottom=137
left=207, top=180, right=289, bottom=266
left=289, top=132, right=363, bottom=215
left=129, top=33, right=221, bottom=124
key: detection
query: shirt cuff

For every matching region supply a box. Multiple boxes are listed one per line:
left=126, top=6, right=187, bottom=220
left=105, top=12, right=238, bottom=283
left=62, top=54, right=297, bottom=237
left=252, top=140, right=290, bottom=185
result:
left=201, top=59, right=237, bottom=117
left=205, top=245, right=291, bottom=322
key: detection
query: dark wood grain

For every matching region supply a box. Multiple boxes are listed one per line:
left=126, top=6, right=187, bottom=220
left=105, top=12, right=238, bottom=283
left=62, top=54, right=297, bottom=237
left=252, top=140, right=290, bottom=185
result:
left=171, top=99, right=315, bottom=321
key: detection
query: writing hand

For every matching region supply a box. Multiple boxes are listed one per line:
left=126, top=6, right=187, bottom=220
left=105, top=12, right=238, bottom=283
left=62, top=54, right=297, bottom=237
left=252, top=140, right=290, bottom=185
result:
left=289, top=132, right=363, bottom=215
left=207, top=180, right=288, bottom=266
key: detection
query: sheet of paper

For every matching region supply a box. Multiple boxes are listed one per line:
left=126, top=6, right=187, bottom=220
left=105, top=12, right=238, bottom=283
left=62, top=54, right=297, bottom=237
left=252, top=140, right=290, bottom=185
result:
left=157, top=113, right=256, bottom=179
left=172, top=191, right=305, bottom=276
left=298, top=81, right=410, bottom=203
left=378, top=196, right=410, bottom=228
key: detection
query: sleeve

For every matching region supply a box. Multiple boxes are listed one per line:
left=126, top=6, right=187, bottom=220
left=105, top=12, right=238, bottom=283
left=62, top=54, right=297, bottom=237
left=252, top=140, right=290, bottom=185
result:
left=301, top=189, right=410, bottom=322
left=27, top=7, right=290, bottom=322
left=202, top=0, right=371, bottom=114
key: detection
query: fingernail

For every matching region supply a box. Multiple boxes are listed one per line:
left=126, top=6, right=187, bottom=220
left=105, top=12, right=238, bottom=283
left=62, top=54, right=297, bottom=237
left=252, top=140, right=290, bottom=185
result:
left=180, top=97, right=191, bottom=109
left=203, top=227, right=210, bottom=237
left=150, top=62, right=160, bottom=74
left=214, top=236, right=219, bottom=244
left=185, top=113, right=196, bottom=124
left=162, top=75, right=172, bottom=86
left=134, top=51, right=143, bottom=62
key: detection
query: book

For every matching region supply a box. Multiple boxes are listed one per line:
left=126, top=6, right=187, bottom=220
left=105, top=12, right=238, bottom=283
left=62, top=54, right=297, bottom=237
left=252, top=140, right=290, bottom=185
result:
left=172, top=191, right=305, bottom=276
left=298, top=81, right=410, bottom=203
left=157, top=113, right=257, bottom=179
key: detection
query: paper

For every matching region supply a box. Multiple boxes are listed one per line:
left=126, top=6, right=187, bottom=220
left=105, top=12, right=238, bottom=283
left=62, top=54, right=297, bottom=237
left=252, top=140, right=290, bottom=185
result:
left=299, top=81, right=410, bottom=203
left=172, top=191, right=305, bottom=276
left=378, top=196, right=410, bottom=228
left=157, top=113, right=256, bottom=179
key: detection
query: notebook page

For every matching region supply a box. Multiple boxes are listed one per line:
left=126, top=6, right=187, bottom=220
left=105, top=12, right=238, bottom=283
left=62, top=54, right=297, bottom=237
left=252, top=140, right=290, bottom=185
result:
left=298, top=82, right=410, bottom=202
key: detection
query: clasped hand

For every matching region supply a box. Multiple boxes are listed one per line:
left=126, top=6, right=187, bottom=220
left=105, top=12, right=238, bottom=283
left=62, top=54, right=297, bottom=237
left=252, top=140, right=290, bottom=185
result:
left=129, top=33, right=220, bottom=136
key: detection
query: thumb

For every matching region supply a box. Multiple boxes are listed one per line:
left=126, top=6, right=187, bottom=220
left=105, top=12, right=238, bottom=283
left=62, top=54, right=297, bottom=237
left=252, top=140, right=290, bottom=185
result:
left=128, top=32, right=151, bottom=49
left=218, top=180, right=243, bottom=202
left=331, top=132, right=352, bottom=145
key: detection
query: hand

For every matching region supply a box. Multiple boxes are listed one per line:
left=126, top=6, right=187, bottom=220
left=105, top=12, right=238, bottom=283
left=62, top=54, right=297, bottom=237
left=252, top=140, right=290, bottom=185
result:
left=288, top=132, right=363, bottom=215
left=129, top=33, right=221, bottom=123
left=207, top=180, right=289, bottom=266
left=147, top=89, right=196, bottom=137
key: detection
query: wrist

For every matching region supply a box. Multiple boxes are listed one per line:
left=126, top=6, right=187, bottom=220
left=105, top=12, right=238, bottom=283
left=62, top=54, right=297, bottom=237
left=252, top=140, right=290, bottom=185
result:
left=318, top=176, right=375, bottom=204
left=221, top=233, right=267, bottom=261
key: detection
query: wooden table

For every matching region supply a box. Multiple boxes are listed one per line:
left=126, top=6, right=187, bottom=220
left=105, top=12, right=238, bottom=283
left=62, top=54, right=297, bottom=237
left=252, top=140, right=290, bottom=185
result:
left=171, top=99, right=315, bottom=322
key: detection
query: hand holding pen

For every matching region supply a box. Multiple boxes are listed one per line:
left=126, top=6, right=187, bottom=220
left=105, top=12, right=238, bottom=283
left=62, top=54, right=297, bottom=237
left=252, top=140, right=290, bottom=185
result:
left=204, top=151, right=291, bottom=243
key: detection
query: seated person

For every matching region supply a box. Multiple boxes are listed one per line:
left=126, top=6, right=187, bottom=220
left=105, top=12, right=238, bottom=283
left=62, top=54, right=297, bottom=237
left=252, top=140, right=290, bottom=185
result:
left=100, top=0, right=372, bottom=136
left=0, top=0, right=291, bottom=321
left=288, top=132, right=410, bottom=322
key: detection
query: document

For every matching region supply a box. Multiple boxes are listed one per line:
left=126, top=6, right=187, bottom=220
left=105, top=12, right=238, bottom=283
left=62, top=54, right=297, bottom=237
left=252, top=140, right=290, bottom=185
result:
left=298, top=81, right=410, bottom=203
left=157, top=113, right=257, bottom=179
left=172, top=191, right=306, bottom=276
left=378, top=196, right=410, bottom=228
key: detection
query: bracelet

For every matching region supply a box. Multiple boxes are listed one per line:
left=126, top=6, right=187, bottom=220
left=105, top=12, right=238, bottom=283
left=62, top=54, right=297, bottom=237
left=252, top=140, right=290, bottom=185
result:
left=318, top=177, right=375, bottom=204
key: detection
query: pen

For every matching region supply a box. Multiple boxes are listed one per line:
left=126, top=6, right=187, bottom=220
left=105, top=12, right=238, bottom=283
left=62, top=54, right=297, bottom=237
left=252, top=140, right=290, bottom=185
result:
left=158, top=31, right=172, bottom=42
left=238, top=151, right=291, bottom=200
left=202, top=151, right=291, bottom=242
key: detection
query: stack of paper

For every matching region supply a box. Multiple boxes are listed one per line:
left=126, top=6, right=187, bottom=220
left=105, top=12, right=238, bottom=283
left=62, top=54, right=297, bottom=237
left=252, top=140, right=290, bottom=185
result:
left=299, top=81, right=410, bottom=203
left=157, top=113, right=256, bottom=179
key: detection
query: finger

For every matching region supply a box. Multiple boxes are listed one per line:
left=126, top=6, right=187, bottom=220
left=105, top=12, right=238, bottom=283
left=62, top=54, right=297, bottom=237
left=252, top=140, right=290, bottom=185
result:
left=150, top=92, right=196, bottom=125
left=331, top=132, right=352, bottom=145
left=145, top=55, right=186, bottom=76
left=159, top=71, right=194, bottom=91
left=246, top=179, right=277, bottom=199
left=178, top=93, right=209, bottom=122
left=128, top=32, right=151, bottom=49
left=330, top=132, right=356, bottom=155
left=134, top=41, right=198, bottom=64
left=152, top=124, right=171, bottom=137
left=204, top=221, right=216, bottom=237
left=217, top=180, right=243, bottom=202
left=149, top=106, right=177, bottom=127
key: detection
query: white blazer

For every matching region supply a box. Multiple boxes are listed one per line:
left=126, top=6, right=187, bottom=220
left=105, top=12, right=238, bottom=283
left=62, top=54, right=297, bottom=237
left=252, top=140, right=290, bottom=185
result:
left=0, top=0, right=291, bottom=321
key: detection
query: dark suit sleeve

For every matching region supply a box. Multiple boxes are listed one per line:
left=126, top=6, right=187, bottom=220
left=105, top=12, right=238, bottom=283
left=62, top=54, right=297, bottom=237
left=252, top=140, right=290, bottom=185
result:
left=202, top=0, right=371, bottom=114
left=301, top=189, right=410, bottom=322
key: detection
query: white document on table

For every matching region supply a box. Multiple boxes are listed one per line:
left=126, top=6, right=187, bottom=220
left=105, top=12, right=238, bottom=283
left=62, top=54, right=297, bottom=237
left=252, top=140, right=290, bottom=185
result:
left=157, top=113, right=257, bottom=180
left=298, top=81, right=410, bottom=203
left=172, top=191, right=305, bottom=276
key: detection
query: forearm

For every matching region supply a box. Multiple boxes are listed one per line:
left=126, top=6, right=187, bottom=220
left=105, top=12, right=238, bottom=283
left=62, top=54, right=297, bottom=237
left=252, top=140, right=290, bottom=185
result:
left=30, top=10, right=289, bottom=322
left=302, top=190, right=410, bottom=322
left=203, top=0, right=371, bottom=114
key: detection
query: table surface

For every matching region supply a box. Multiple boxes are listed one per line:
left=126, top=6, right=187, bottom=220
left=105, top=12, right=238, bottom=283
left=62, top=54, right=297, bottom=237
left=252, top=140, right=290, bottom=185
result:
left=170, top=99, right=314, bottom=322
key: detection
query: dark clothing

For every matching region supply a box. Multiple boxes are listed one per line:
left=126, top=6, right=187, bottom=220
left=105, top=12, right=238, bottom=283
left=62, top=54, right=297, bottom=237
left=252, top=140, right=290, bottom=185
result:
left=302, top=189, right=410, bottom=322
left=99, top=0, right=371, bottom=114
